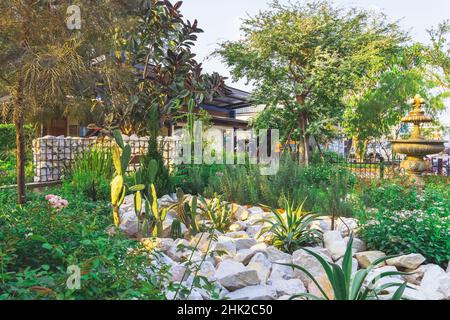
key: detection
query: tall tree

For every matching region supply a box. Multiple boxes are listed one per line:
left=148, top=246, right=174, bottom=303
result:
left=217, top=0, right=407, bottom=165
left=0, top=0, right=133, bottom=203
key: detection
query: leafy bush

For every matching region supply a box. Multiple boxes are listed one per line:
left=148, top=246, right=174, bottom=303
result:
left=358, top=208, right=450, bottom=266
left=0, top=124, right=35, bottom=153
left=0, top=189, right=170, bottom=300
left=284, top=237, right=409, bottom=300
left=64, top=147, right=113, bottom=201
left=258, top=201, right=322, bottom=254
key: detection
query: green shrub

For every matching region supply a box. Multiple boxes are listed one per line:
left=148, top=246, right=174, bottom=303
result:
left=359, top=207, right=449, bottom=266
left=64, top=147, right=113, bottom=201
left=0, top=124, right=35, bottom=153
left=0, top=189, right=170, bottom=300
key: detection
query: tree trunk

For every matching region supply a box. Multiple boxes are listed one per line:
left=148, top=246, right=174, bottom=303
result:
left=352, top=136, right=367, bottom=163
left=14, top=78, right=26, bottom=204
left=296, top=95, right=310, bottom=166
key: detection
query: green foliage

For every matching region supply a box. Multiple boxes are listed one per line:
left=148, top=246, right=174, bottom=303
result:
left=198, top=195, right=235, bottom=233
left=64, top=147, right=113, bottom=201
left=258, top=201, right=322, bottom=254
left=172, top=164, right=226, bottom=195
left=357, top=181, right=450, bottom=265
left=284, top=237, right=410, bottom=300
left=0, top=189, right=170, bottom=300
left=217, top=0, right=407, bottom=161
left=0, top=124, right=35, bottom=153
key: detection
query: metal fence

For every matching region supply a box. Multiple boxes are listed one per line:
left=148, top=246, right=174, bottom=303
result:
left=327, top=155, right=450, bottom=179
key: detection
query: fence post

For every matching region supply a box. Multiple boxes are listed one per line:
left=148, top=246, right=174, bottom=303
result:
left=437, top=158, right=443, bottom=176
left=380, top=158, right=385, bottom=179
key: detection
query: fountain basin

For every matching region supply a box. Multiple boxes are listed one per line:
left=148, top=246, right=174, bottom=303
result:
left=391, top=140, right=447, bottom=157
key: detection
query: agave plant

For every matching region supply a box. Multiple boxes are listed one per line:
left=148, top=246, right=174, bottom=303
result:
left=198, top=194, right=235, bottom=233
left=282, top=236, right=411, bottom=300
left=258, top=200, right=322, bottom=254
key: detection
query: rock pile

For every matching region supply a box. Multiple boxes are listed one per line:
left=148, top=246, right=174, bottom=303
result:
left=119, top=194, right=450, bottom=301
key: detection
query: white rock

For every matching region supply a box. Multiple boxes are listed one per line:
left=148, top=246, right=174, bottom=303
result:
left=119, top=211, right=138, bottom=237
left=386, top=254, right=426, bottom=270
left=247, top=207, right=265, bottom=216
left=265, top=246, right=292, bottom=263
left=248, top=252, right=272, bottom=284
left=166, top=239, right=192, bottom=262
left=187, top=288, right=204, bottom=300
left=336, top=257, right=359, bottom=275
left=364, top=266, right=403, bottom=287
left=190, top=232, right=218, bottom=253
left=420, top=265, right=449, bottom=300
left=250, top=243, right=268, bottom=254
left=225, top=231, right=249, bottom=239
left=198, top=261, right=217, bottom=281
left=235, top=249, right=257, bottom=265
left=270, top=278, right=306, bottom=296
left=234, top=206, right=249, bottom=221
left=292, top=247, right=332, bottom=286
left=323, top=231, right=347, bottom=261
left=404, top=265, right=429, bottom=285
left=213, top=237, right=237, bottom=257
left=170, top=264, right=188, bottom=282
left=215, top=260, right=260, bottom=291
left=343, top=237, right=367, bottom=253
left=355, top=251, right=386, bottom=269
left=229, top=222, right=246, bottom=232
left=337, top=218, right=359, bottom=237
left=226, top=285, right=277, bottom=300
left=447, top=262, right=450, bottom=273
left=269, top=262, right=295, bottom=281
left=235, top=238, right=257, bottom=251
left=246, top=225, right=263, bottom=238
left=141, top=238, right=173, bottom=252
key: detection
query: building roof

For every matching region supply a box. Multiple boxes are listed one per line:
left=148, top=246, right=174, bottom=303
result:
left=208, top=86, right=251, bottom=110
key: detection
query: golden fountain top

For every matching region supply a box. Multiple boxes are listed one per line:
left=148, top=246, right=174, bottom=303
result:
left=401, top=94, right=433, bottom=124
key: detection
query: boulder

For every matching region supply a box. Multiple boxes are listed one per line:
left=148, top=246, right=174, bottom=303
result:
left=248, top=252, right=272, bottom=284
left=343, top=237, right=367, bottom=253
left=292, top=247, right=332, bottom=286
left=404, top=265, right=429, bottom=285
left=215, top=260, right=260, bottom=291
left=247, top=206, right=265, bottom=216
left=246, top=225, right=263, bottom=238
left=234, top=206, right=249, bottom=221
left=141, top=238, right=173, bottom=252
left=307, top=273, right=334, bottom=300
left=197, top=261, right=217, bottom=281
left=235, top=249, right=257, bottom=265
left=190, top=232, right=218, bottom=253
left=119, top=211, right=138, bottom=237
left=225, top=231, right=249, bottom=239
left=269, top=262, right=295, bottom=281
left=270, top=278, right=306, bottom=297
left=161, top=216, right=188, bottom=239
left=229, top=222, right=247, bottom=232
left=364, top=266, right=403, bottom=287
left=323, top=231, right=347, bottom=261
left=265, top=246, right=292, bottom=263
left=170, top=264, right=188, bottom=282
left=226, top=285, right=277, bottom=300
left=355, top=251, right=386, bottom=269
left=166, top=239, right=192, bottom=262
left=420, top=265, right=449, bottom=300
left=386, top=254, right=426, bottom=270
left=235, top=238, right=257, bottom=251
left=213, top=237, right=237, bottom=257
left=336, top=257, right=359, bottom=275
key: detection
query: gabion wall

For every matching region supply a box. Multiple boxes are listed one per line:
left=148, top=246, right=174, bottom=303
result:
left=32, top=135, right=178, bottom=182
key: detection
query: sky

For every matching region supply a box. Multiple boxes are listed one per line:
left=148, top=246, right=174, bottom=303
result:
left=182, top=0, right=450, bottom=125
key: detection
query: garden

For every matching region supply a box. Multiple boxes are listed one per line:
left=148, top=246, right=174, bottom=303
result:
left=0, top=0, right=449, bottom=302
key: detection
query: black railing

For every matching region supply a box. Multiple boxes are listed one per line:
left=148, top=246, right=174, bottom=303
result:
left=327, top=155, right=450, bottom=179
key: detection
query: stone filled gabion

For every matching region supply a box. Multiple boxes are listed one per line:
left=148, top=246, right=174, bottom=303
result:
left=32, top=135, right=179, bottom=182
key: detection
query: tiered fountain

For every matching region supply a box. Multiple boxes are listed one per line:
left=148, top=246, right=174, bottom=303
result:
left=391, top=95, right=447, bottom=186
